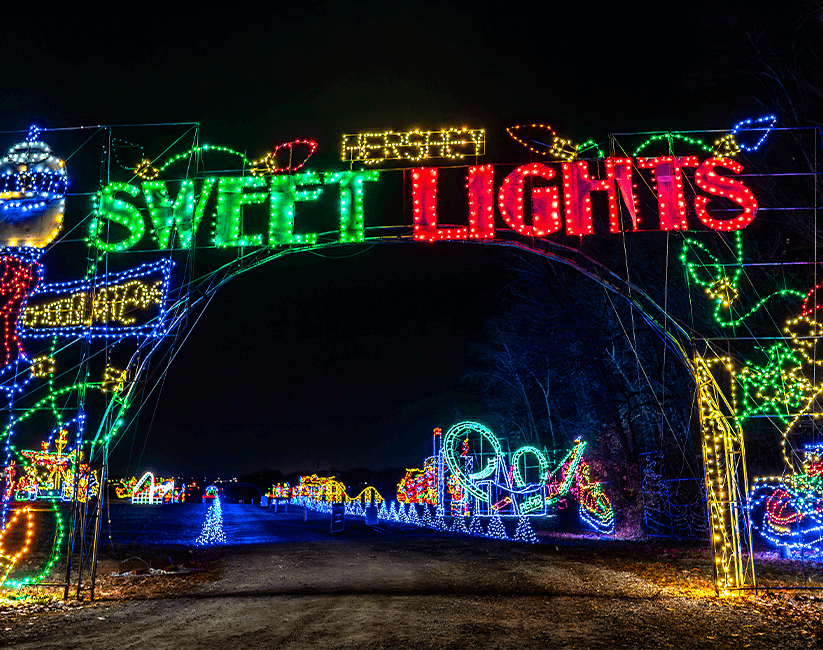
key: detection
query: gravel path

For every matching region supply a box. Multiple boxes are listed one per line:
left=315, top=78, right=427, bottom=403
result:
left=0, top=506, right=817, bottom=649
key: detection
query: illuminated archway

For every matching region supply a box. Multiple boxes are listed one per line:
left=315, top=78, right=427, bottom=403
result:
left=0, top=120, right=777, bottom=592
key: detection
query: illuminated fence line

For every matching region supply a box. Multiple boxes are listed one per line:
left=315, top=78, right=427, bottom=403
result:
left=290, top=494, right=539, bottom=543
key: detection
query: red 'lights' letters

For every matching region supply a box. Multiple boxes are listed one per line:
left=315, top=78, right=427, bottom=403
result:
left=693, top=157, right=759, bottom=231
left=412, top=157, right=758, bottom=241
left=497, top=163, right=561, bottom=237
left=636, top=157, right=699, bottom=231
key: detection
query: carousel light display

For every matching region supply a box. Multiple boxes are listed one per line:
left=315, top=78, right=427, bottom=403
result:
left=6, top=422, right=99, bottom=504
left=292, top=474, right=346, bottom=503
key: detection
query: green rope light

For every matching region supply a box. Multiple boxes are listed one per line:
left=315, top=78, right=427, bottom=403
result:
left=156, top=145, right=252, bottom=175
left=681, top=231, right=804, bottom=327
left=633, top=132, right=712, bottom=157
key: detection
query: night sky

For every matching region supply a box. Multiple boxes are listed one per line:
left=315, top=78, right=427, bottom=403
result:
left=0, top=2, right=765, bottom=478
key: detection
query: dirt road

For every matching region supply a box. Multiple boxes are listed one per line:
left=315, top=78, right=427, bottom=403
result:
left=0, top=507, right=819, bottom=649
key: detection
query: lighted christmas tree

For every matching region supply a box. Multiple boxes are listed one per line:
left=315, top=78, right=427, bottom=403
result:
left=388, top=501, right=398, bottom=521
left=195, top=497, right=227, bottom=546
left=397, top=502, right=408, bottom=523
left=486, top=510, right=508, bottom=540
left=406, top=503, right=421, bottom=526
left=378, top=500, right=389, bottom=520
left=468, top=514, right=485, bottom=536
left=513, top=515, right=538, bottom=544
left=421, top=504, right=434, bottom=527
left=432, top=504, right=449, bottom=531
left=451, top=514, right=470, bottom=534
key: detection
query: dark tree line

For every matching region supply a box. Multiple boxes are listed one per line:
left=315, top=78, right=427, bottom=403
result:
left=462, top=249, right=696, bottom=534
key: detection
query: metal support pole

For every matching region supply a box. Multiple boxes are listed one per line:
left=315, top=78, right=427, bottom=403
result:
left=89, top=460, right=106, bottom=600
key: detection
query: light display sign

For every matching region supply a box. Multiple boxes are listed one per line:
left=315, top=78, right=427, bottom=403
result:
left=88, top=155, right=760, bottom=253
left=21, top=260, right=171, bottom=338
left=0, top=115, right=784, bottom=589
left=342, top=128, right=485, bottom=164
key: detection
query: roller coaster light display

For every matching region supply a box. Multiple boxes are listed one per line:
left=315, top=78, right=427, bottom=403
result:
left=290, top=475, right=385, bottom=505
left=399, top=422, right=613, bottom=533
left=283, top=424, right=608, bottom=544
